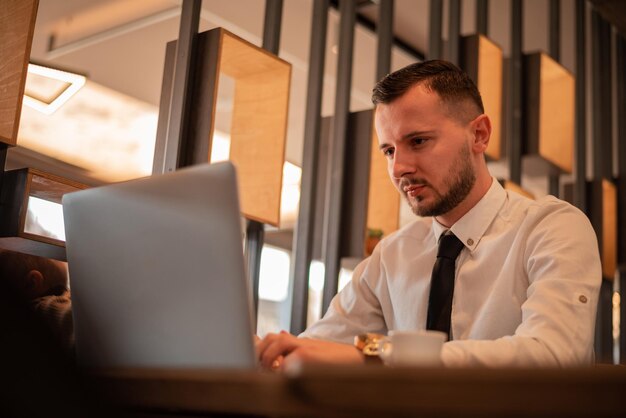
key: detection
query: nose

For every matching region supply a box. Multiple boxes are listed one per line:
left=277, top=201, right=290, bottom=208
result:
left=391, top=149, right=416, bottom=180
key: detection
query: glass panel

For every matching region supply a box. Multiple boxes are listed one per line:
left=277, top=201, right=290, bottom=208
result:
left=23, top=172, right=83, bottom=242
left=307, top=260, right=325, bottom=327
left=24, top=196, right=65, bottom=241
left=305, top=261, right=354, bottom=328
left=257, top=245, right=291, bottom=337
left=210, top=74, right=235, bottom=163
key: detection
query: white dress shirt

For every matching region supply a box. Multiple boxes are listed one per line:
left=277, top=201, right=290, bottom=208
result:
left=302, top=179, right=602, bottom=367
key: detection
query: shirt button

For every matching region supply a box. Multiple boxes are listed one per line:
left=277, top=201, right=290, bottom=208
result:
left=467, top=238, right=474, bottom=246
left=579, top=295, right=588, bottom=304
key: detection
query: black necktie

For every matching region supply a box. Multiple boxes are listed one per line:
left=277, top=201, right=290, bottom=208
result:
left=426, top=231, right=465, bottom=340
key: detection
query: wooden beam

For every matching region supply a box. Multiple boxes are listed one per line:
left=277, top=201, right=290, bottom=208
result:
left=0, top=0, right=39, bottom=146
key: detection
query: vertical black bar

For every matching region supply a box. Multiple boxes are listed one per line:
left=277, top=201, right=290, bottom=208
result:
left=159, top=0, right=201, bottom=174
left=185, top=30, right=221, bottom=166
left=0, top=144, right=7, bottom=193
left=321, top=0, right=356, bottom=314
left=153, top=42, right=176, bottom=174
left=617, top=34, right=626, bottom=265
left=290, top=0, right=329, bottom=334
left=549, top=0, right=560, bottom=62
left=615, top=264, right=626, bottom=364
left=340, top=111, right=374, bottom=259
left=476, top=0, right=488, bottom=36
left=429, top=0, right=443, bottom=60
left=574, top=0, right=587, bottom=212
left=376, top=0, right=394, bottom=82
left=247, top=0, right=284, bottom=330
left=0, top=144, right=9, bottom=250
left=509, top=0, right=523, bottom=185
left=263, top=0, right=283, bottom=54
left=587, top=180, right=613, bottom=362
left=548, top=0, right=561, bottom=196
left=246, top=220, right=264, bottom=326
left=591, top=8, right=602, bottom=180
left=448, top=0, right=461, bottom=65
left=595, top=278, right=614, bottom=363
left=548, top=175, right=560, bottom=197
left=591, top=9, right=613, bottom=180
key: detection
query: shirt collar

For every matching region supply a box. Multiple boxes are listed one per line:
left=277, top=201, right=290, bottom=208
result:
left=431, top=178, right=506, bottom=252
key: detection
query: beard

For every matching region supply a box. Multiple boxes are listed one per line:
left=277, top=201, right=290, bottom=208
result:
left=399, top=143, right=476, bottom=217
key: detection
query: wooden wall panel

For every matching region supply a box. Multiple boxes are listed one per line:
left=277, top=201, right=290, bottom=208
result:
left=524, top=52, right=575, bottom=174
left=461, top=34, right=503, bottom=161
left=218, top=30, right=291, bottom=227
left=477, top=36, right=503, bottom=161
left=0, top=0, right=38, bottom=146
left=367, top=121, right=400, bottom=239
left=316, top=111, right=401, bottom=259
left=601, top=179, right=617, bottom=279
left=586, top=179, right=618, bottom=280
left=154, top=28, right=290, bottom=227
left=538, top=54, right=575, bottom=174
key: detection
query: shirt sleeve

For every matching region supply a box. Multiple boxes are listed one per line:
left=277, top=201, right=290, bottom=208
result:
left=31, top=289, right=74, bottom=352
left=300, top=245, right=388, bottom=343
left=442, top=201, right=602, bottom=367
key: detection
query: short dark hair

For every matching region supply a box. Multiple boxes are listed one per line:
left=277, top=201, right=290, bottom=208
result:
left=372, top=60, right=484, bottom=119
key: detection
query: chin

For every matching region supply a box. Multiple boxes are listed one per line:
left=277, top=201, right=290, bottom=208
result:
left=409, top=203, right=430, bottom=217
left=411, top=198, right=442, bottom=217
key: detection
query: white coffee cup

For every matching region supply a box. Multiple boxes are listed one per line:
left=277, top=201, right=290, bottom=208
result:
left=377, top=330, right=447, bottom=366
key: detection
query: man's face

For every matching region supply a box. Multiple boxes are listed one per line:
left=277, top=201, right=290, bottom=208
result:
left=374, top=84, right=477, bottom=218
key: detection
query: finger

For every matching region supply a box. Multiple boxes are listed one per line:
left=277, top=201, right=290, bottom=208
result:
left=255, top=332, right=280, bottom=357
left=271, top=354, right=284, bottom=371
left=261, top=339, right=292, bottom=368
left=260, top=334, right=298, bottom=368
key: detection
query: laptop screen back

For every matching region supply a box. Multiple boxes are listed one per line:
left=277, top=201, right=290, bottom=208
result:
left=63, top=162, right=256, bottom=369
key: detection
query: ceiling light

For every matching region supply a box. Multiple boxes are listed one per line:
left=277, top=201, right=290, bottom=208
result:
left=23, top=63, right=86, bottom=115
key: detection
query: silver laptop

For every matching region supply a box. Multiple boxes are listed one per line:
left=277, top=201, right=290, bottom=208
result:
left=63, top=162, right=256, bottom=369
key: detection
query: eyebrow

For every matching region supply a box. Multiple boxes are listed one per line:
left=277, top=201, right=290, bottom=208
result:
left=378, top=130, right=437, bottom=151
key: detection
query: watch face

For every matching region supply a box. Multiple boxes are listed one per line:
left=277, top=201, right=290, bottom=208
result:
left=355, top=333, right=386, bottom=356
left=363, top=344, right=381, bottom=356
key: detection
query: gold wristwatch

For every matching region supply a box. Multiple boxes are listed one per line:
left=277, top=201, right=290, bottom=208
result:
left=354, top=333, right=385, bottom=364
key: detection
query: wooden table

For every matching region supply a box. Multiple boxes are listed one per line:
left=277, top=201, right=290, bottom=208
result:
left=95, top=365, right=626, bottom=417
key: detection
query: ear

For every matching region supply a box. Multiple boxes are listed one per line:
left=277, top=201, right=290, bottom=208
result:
left=25, top=270, right=44, bottom=292
left=470, top=114, right=491, bottom=154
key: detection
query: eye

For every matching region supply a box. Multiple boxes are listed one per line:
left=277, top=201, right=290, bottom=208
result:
left=381, top=147, right=394, bottom=158
left=410, top=137, right=428, bottom=146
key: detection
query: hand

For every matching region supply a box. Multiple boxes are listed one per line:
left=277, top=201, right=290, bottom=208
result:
left=256, top=331, right=364, bottom=371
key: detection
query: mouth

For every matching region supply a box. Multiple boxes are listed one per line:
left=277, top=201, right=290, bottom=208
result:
left=403, top=184, right=426, bottom=198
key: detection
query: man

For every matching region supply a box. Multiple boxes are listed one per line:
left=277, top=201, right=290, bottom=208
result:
left=257, top=60, right=601, bottom=369
left=0, top=249, right=73, bottom=350
left=0, top=249, right=107, bottom=417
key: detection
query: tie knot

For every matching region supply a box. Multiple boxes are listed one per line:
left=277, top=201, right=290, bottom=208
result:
left=437, top=232, right=465, bottom=260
